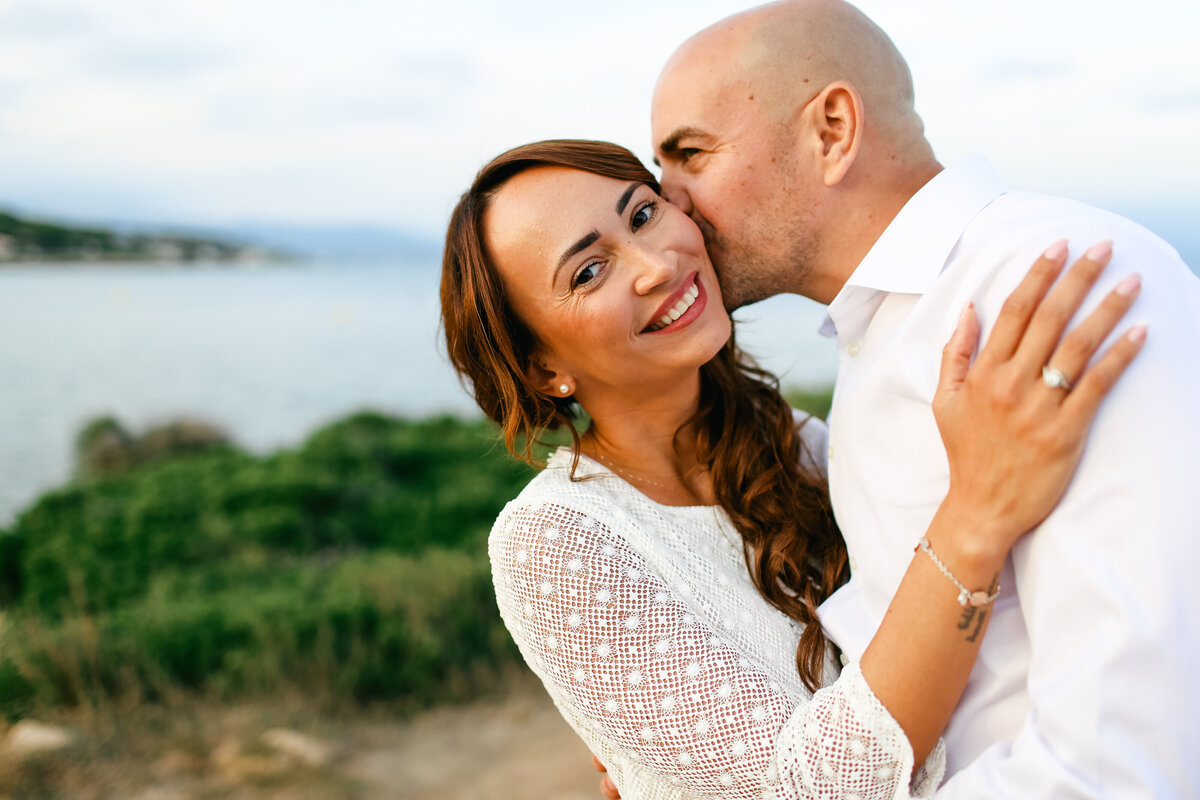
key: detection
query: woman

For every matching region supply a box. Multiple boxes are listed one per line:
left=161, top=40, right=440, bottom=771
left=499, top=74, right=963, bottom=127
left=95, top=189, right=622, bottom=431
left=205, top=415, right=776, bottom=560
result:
left=440, top=140, right=1143, bottom=799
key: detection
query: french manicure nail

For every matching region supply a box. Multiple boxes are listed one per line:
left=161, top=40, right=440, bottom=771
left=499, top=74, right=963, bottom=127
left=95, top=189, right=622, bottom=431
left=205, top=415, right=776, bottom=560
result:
left=1127, top=322, right=1148, bottom=343
left=959, top=301, right=973, bottom=323
left=1043, top=239, right=1068, bottom=260
left=1114, top=273, right=1141, bottom=297
left=1085, top=239, right=1113, bottom=261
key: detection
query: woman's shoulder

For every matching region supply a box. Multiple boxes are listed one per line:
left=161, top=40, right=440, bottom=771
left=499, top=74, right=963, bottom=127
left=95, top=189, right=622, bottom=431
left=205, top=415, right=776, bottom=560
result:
left=490, top=448, right=633, bottom=547
left=500, top=447, right=624, bottom=508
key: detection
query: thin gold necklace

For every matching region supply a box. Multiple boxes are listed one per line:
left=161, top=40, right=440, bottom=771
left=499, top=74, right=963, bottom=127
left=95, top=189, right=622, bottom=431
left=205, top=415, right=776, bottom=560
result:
left=585, top=452, right=675, bottom=490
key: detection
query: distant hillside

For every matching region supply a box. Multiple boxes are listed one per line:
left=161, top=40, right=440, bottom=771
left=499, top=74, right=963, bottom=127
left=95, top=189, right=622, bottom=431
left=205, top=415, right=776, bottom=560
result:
left=0, top=210, right=260, bottom=263
left=218, top=222, right=441, bottom=262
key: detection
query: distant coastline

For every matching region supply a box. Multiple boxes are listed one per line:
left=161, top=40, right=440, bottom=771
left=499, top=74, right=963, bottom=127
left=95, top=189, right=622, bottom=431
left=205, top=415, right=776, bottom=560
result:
left=0, top=210, right=275, bottom=265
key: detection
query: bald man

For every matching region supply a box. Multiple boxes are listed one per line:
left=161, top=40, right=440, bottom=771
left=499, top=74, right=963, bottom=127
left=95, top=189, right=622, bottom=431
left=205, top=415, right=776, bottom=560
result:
left=644, top=1, right=1200, bottom=797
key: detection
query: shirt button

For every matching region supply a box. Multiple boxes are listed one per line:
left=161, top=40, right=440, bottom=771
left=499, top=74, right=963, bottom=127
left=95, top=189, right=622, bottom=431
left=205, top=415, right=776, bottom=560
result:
left=848, top=555, right=858, bottom=571
left=839, top=653, right=851, bottom=667
left=846, top=342, right=861, bottom=357
left=827, top=444, right=835, bottom=461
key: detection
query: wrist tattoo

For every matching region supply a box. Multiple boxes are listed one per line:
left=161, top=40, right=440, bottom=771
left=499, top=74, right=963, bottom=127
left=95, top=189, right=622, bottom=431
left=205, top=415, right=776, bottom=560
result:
left=959, top=606, right=988, bottom=642
left=956, top=573, right=999, bottom=642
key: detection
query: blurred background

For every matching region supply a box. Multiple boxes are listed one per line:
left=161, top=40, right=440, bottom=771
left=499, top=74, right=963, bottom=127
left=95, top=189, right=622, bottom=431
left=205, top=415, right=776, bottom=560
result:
left=1, top=1, right=1197, bottom=797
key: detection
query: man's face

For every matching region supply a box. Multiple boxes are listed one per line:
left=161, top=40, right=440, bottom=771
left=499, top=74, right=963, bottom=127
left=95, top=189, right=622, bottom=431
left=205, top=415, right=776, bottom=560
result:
left=651, top=61, right=818, bottom=310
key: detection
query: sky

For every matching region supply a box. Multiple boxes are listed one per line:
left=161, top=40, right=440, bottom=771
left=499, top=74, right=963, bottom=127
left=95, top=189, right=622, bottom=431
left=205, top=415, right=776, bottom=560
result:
left=1, top=0, right=1198, bottom=244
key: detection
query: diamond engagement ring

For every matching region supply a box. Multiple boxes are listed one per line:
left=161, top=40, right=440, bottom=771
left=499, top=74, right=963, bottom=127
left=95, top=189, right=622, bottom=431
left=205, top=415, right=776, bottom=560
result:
left=1042, top=365, right=1073, bottom=391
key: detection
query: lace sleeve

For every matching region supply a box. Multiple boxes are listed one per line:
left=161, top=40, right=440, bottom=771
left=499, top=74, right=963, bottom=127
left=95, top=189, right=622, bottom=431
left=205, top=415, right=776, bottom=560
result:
left=490, top=500, right=944, bottom=800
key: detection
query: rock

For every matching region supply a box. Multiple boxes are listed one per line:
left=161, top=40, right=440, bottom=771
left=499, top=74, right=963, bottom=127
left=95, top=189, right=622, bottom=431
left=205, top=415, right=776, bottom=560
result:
left=4, top=720, right=74, bottom=755
left=262, top=728, right=332, bottom=767
left=211, top=737, right=285, bottom=782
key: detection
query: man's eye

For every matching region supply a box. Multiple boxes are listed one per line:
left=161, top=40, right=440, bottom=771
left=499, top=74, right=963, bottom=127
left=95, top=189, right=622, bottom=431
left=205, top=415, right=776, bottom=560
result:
left=573, top=262, right=600, bottom=287
left=631, top=201, right=658, bottom=231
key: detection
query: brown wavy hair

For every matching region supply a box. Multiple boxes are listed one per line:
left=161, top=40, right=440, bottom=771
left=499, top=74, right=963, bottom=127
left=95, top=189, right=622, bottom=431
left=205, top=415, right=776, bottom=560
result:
left=441, top=139, right=847, bottom=692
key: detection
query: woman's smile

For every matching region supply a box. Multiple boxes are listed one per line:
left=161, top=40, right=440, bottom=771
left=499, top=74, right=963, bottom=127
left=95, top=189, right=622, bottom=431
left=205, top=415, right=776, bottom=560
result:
left=642, top=272, right=706, bottom=333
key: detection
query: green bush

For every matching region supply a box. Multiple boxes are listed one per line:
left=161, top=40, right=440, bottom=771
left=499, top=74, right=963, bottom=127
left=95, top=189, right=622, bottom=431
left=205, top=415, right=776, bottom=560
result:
left=784, top=387, right=834, bottom=421
left=1, top=413, right=534, bottom=618
left=0, top=412, right=534, bottom=718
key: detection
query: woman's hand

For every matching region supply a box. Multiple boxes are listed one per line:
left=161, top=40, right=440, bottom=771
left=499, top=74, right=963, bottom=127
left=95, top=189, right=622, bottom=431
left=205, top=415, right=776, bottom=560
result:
left=932, top=239, right=1145, bottom=562
left=591, top=753, right=620, bottom=800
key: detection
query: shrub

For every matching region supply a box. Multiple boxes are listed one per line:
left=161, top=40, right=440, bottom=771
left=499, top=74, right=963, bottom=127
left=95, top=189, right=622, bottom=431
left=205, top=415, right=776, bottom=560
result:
left=0, top=412, right=533, bottom=717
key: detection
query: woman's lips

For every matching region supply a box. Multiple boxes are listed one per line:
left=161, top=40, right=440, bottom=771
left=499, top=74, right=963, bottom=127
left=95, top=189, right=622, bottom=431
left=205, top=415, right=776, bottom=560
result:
left=642, top=273, right=707, bottom=334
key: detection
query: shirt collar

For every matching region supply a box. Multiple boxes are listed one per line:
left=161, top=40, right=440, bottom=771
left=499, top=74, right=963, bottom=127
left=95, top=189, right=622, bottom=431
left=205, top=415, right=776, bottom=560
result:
left=819, top=154, right=1008, bottom=338
left=847, top=154, right=1008, bottom=294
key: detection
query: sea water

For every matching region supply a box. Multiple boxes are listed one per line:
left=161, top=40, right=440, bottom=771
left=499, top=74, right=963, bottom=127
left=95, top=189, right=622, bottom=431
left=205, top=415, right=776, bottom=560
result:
left=0, top=260, right=836, bottom=523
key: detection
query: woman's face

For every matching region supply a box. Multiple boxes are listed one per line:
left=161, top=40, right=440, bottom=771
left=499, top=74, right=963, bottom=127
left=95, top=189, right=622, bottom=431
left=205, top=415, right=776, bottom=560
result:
left=483, top=166, right=731, bottom=404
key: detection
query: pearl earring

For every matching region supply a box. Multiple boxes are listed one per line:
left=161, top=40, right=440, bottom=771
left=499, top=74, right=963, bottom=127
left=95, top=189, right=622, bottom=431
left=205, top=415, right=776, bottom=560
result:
left=558, top=384, right=570, bottom=395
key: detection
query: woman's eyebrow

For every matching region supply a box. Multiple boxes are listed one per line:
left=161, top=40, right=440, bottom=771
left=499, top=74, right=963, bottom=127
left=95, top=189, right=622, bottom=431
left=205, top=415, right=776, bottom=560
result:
left=551, top=182, right=649, bottom=285
left=616, top=181, right=648, bottom=215
left=554, top=231, right=600, bottom=285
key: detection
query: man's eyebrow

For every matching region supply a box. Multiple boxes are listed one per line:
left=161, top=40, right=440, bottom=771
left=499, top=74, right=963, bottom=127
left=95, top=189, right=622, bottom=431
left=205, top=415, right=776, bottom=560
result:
left=553, top=231, right=600, bottom=285
left=655, top=126, right=707, bottom=161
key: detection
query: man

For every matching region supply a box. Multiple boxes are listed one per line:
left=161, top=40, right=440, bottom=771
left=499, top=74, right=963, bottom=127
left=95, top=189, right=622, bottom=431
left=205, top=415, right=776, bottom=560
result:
left=640, top=0, right=1200, bottom=797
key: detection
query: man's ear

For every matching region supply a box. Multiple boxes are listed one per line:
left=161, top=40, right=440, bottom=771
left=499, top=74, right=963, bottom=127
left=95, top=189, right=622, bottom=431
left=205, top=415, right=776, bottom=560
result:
left=805, top=80, right=863, bottom=187
left=526, top=358, right=575, bottom=399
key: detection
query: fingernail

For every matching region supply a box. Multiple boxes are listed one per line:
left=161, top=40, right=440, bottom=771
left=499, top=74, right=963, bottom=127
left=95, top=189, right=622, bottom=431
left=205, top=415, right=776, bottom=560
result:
left=1126, top=321, right=1148, bottom=343
left=959, top=301, right=973, bottom=324
left=1042, top=239, right=1068, bottom=261
left=1085, top=239, right=1113, bottom=261
left=1114, top=273, right=1141, bottom=297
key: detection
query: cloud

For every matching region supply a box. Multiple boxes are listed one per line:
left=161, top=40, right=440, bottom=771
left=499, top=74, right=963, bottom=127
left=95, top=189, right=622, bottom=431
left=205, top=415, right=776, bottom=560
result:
left=1141, top=89, right=1200, bottom=112
left=0, top=0, right=1196, bottom=235
left=82, top=41, right=236, bottom=83
left=977, top=59, right=1074, bottom=86
left=0, top=1, right=106, bottom=39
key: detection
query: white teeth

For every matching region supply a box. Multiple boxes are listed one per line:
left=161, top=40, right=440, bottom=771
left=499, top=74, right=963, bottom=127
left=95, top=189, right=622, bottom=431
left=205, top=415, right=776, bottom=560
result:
left=647, top=278, right=701, bottom=332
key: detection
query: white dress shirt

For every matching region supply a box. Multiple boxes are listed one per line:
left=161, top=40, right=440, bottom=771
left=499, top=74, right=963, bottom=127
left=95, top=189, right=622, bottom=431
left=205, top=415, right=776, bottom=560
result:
left=816, top=155, right=1200, bottom=798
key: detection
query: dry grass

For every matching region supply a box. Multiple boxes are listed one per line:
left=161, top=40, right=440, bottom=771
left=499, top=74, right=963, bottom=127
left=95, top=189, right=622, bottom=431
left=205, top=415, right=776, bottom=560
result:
left=0, top=671, right=599, bottom=800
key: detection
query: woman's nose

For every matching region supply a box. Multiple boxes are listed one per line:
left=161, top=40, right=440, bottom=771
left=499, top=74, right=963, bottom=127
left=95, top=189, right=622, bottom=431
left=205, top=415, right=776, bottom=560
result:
left=632, top=247, right=678, bottom=296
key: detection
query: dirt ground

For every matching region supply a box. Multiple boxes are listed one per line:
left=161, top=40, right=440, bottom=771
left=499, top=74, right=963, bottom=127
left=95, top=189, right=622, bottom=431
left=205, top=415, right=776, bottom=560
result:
left=0, top=675, right=603, bottom=800
left=350, top=680, right=600, bottom=800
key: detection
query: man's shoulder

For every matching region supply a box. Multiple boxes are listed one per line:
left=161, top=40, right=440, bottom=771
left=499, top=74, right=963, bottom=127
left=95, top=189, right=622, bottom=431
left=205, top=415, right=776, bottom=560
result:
left=950, top=190, right=1195, bottom=295
left=970, top=191, right=1186, bottom=266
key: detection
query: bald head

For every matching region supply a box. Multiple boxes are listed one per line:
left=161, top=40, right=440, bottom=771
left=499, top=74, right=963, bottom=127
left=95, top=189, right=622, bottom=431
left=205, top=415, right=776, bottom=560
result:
left=650, top=0, right=940, bottom=305
left=656, top=0, right=925, bottom=158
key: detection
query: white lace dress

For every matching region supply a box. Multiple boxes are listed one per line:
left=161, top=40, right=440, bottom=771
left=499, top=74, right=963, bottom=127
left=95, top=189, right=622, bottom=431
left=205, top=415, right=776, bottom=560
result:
left=489, top=417, right=947, bottom=800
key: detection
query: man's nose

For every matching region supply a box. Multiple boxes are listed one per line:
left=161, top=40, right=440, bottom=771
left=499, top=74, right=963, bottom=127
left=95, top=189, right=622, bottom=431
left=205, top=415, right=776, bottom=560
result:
left=659, top=172, right=693, bottom=216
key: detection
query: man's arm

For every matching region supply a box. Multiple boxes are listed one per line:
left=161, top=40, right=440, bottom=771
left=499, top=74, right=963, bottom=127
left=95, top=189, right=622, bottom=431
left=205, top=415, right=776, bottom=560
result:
left=936, top=231, right=1200, bottom=798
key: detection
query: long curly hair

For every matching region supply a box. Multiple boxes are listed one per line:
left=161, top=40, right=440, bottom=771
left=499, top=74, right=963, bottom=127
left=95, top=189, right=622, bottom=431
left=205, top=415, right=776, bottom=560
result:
left=441, top=139, right=847, bottom=692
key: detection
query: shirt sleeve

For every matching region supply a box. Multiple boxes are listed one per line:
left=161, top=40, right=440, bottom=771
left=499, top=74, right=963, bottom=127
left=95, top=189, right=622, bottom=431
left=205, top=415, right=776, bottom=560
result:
left=794, top=410, right=830, bottom=480
left=490, top=500, right=945, bottom=799
left=933, top=229, right=1200, bottom=798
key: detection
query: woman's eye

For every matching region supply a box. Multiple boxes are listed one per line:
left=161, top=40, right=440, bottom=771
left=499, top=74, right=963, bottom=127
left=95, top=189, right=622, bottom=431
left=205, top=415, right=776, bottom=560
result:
left=678, top=148, right=700, bottom=164
left=573, top=262, right=600, bottom=288
left=631, top=201, right=658, bottom=231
